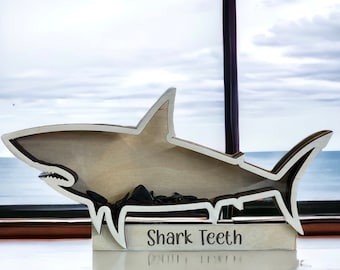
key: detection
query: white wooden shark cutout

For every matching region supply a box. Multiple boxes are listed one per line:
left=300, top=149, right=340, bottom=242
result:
left=2, top=88, right=332, bottom=248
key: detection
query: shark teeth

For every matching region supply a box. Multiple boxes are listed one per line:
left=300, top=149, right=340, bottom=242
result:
left=39, top=171, right=68, bottom=181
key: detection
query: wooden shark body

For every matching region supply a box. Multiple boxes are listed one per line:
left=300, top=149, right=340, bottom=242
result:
left=2, top=88, right=332, bottom=248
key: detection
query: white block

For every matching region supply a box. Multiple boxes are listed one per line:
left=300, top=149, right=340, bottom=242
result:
left=92, top=223, right=296, bottom=251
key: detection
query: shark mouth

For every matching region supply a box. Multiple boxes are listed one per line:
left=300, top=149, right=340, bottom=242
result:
left=38, top=168, right=78, bottom=189
left=39, top=171, right=69, bottom=181
left=36, top=164, right=78, bottom=187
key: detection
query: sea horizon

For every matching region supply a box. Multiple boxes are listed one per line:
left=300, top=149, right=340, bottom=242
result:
left=0, top=150, right=339, bottom=205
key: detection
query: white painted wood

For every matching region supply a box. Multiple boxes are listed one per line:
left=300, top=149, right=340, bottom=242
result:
left=92, top=223, right=296, bottom=251
left=1, top=88, right=332, bottom=249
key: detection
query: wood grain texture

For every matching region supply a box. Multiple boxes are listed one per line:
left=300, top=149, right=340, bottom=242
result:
left=13, top=102, right=263, bottom=203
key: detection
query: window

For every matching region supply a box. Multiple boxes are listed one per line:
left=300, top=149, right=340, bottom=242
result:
left=236, top=0, right=340, bottom=201
left=0, top=1, right=339, bottom=237
left=0, top=0, right=224, bottom=205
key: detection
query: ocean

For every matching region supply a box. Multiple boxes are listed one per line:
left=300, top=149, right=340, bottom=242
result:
left=0, top=151, right=339, bottom=205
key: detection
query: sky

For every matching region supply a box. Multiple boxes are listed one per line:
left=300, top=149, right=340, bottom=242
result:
left=1, top=0, right=340, bottom=158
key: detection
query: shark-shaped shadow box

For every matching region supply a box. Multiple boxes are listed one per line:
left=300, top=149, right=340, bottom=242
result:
left=2, top=88, right=332, bottom=251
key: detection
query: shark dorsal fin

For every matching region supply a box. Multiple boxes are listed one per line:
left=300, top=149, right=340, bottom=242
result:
left=136, top=88, right=176, bottom=142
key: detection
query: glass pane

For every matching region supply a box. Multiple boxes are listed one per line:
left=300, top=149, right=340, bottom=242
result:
left=245, top=151, right=340, bottom=201
left=0, top=0, right=223, bottom=204
left=237, top=1, right=340, bottom=201
left=0, top=158, right=75, bottom=204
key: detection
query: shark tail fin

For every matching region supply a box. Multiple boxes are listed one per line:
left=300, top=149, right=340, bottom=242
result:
left=269, top=130, right=333, bottom=234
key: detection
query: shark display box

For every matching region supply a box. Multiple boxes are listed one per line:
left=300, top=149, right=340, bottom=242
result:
left=2, top=88, right=332, bottom=251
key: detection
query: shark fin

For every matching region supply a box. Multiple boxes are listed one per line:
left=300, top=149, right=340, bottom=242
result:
left=215, top=130, right=332, bottom=234
left=136, top=87, right=176, bottom=138
left=270, top=130, right=332, bottom=234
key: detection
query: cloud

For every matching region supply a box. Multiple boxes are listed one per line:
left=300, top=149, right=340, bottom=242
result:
left=260, top=0, right=298, bottom=7
left=1, top=0, right=340, bottom=155
left=0, top=0, right=226, bottom=156
left=237, top=5, right=340, bottom=151
left=253, top=8, right=340, bottom=48
left=249, top=8, right=340, bottom=92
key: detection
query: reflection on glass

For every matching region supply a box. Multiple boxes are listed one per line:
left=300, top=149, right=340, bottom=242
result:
left=93, top=250, right=298, bottom=270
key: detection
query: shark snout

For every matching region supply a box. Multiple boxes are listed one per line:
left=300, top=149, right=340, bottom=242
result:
left=2, top=131, right=78, bottom=188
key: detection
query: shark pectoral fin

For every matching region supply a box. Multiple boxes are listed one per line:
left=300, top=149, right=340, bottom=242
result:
left=89, top=205, right=127, bottom=248
left=106, top=208, right=127, bottom=249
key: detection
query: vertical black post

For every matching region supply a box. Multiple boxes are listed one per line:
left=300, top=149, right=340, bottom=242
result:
left=222, top=0, right=239, bottom=220
left=223, top=0, right=239, bottom=155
